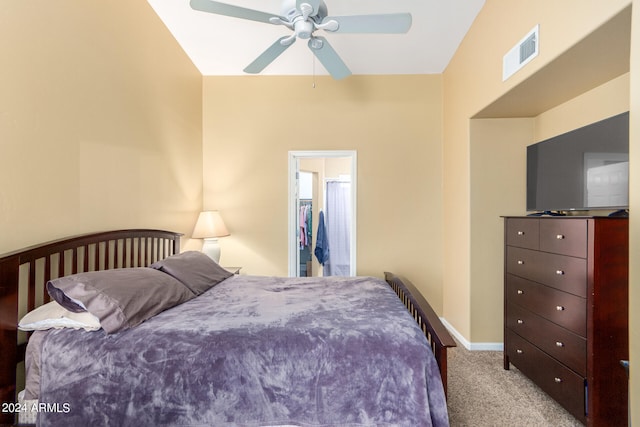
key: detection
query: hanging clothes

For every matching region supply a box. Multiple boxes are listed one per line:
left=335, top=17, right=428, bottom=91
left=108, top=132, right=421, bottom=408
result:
left=299, top=204, right=307, bottom=248
left=306, top=207, right=313, bottom=248
left=299, top=202, right=312, bottom=248
left=314, top=211, right=329, bottom=265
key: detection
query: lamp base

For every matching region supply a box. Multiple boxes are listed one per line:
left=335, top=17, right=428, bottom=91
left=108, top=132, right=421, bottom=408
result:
left=201, top=238, right=221, bottom=264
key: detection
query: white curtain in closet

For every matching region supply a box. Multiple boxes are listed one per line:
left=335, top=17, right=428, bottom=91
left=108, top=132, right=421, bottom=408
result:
left=323, top=180, right=351, bottom=276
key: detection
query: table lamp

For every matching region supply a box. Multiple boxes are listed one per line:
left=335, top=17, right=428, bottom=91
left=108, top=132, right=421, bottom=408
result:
left=192, top=211, right=230, bottom=263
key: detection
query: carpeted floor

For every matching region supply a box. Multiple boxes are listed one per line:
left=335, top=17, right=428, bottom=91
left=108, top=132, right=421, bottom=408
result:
left=446, top=342, right=584, bottom=426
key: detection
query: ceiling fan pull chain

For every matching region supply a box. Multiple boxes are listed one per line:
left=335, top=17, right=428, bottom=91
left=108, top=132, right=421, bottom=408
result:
left=312, top=54, right=316, bottom=88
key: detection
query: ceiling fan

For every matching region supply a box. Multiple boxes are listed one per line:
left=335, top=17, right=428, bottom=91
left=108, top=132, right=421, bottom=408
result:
left=189, top=0, right=412, bottom=80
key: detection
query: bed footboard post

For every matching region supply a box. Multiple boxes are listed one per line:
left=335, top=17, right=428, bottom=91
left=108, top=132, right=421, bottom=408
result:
left=383, top=272, right=456, bottom=398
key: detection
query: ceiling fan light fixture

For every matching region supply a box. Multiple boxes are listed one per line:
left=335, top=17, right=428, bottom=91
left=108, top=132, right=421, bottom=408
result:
left=309, top=37, right=324, bottom=50
left=316, top=19, right=338, bottom=32
left=281, top=0, right=301, bottom=20
left=294, top=19, right=314, bottom=39
left=280, top=33, right=297, bottom=46
left=299, top=3, right=314, bottom=20
left=269, top=16, right=293, bottom=29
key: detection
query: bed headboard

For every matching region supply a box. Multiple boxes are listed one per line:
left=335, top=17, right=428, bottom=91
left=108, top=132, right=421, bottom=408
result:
left=0, top=229, right=182, bottom=423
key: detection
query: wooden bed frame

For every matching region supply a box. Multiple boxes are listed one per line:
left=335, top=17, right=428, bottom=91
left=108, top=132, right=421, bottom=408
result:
left=0, top=229, right=455, bottom=425
left=384, top=271, right=457, bottom=395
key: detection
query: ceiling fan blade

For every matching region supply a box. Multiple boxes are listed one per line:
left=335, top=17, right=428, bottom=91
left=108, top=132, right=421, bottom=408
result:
left=244, top=37, right=296, bottom=74
left=190, top=0, right=280, bottom=25
left=322, top=13, right=412, bottom=34
left=308, top=37, right=351, bottom=80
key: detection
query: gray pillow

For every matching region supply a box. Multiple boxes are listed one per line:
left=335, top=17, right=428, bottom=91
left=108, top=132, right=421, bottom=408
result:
left=47, top=268, right=195, bottom=334
left=151, top=251, right=233, bottom=295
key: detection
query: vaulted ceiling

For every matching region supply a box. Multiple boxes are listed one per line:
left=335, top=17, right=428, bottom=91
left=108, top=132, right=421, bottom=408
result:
left=148, top=0, right=485, bottom=76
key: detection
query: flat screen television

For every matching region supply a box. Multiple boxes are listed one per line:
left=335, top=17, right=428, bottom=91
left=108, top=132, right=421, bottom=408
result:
left=527, top=111, right=629, bottom=213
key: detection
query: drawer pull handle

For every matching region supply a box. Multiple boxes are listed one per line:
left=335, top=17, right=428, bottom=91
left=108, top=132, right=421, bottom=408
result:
left=556, top=234, right=565, bottom=240
left=554, top=377, right=562, bottom=383
left=556, top=341, right=564, bottom=347
left=517, top=231, right=525, bottom=236
left=517, top=319, right=524, bottom=325
left=556, top=305, right=565, bottom=311
left=556, top=270, right=565, bottom=275
left=517, top=290, right=524, bottom=295
left=516, top=349, right=523, bottom=354
left=517, top=260, right=525, bottom=265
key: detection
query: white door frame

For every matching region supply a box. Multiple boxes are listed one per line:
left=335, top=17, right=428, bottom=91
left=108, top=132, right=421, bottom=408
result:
left=288, top=150, right=357, bottom=277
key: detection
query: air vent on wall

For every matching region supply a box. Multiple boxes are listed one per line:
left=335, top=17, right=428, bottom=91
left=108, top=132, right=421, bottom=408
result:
left=502, top=25, right=539, bottom=81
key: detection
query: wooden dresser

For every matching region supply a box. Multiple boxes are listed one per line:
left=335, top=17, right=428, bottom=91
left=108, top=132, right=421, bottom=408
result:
left=503, top=216, right=628, bottom=426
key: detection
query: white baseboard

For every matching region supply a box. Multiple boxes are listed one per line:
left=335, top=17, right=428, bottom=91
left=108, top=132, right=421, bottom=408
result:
left=440, top=317, right=504, bottom=351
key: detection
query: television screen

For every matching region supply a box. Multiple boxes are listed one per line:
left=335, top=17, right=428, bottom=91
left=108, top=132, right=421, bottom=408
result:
left=527, top=112, right=629, bottom=212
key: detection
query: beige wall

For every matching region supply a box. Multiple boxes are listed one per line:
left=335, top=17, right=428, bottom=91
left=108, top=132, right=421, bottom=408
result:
left=0, top=0, right=203, bottom=254
left=629, top=0, right=639, bottom=421
left=469, top=118, right=534, bottom=343
left=445, top=0, right=637, bottom=419
left=466, top=76, right=630, bottom=345
left=535, top=73, right=630, bottom=141
left=443, top=0, right=632, bottom=345
left=202, top=75, right=445, bottom=311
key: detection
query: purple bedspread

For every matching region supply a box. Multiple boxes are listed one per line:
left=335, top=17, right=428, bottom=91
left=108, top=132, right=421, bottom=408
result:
left=35, top=275, right=449, bottom=426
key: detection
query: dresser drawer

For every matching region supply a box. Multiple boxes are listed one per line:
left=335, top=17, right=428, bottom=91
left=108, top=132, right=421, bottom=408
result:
left=506, top=274, right=586, bottom=336
left=506, top=247, right=587, bottom=297
left=505, top=218, right=539, bottom=250
left=507, top=303, right=586, bottom=375
left=506, top=330, right=586, bottom=422
left=540, top=219, right=588, bottom=258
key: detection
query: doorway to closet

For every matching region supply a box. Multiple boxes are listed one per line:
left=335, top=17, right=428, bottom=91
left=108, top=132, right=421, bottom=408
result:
left=288, top=151, right=357, bottom=277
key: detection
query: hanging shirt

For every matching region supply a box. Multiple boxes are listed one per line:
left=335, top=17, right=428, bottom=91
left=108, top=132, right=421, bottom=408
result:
left=306, top=206, right=313, bottom=247
left=299, top=205, right=308, bottom=248
left=314, top=211, right=329, bottom=265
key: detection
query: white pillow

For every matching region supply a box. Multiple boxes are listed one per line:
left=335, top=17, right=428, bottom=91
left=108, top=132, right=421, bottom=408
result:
left=18, top=301, right=101, bottom=331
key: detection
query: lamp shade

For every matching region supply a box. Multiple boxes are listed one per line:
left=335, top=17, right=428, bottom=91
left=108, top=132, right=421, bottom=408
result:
left=192, top=211, right=230, bottom=239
